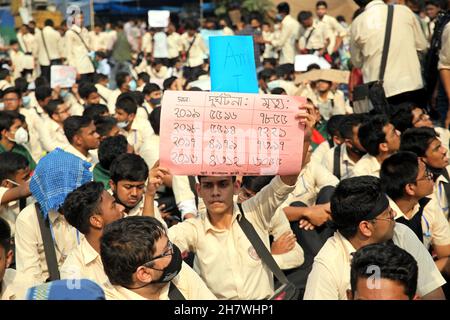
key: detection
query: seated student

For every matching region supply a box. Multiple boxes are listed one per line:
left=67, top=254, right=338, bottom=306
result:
left=108, top=72, right=133, bottom=115
left=348, top=242, right=420, bottom=300
left=63, top=116, right=100, bottom=165
left=109, top=153, right=166, bottom=226
left=400, top=127, right=450, bottom=221
left=93, top=73, right=113, bottom=106
left=167, top=105, right=312, bottom=300
left=380, top=152, right=450, bottom=276
left=141, top=83, right=162, bottom=118
left=60, top=182, right=125, bottom=290
left=322, top=114, right=366, bottom=180
left=100, top=216, right=217, bottom=300
left=93, top=135, right=133, bottom=190
left=303, top=176, right=446, bottom=300
left=352, top=115, right=401, bottom=178
left=39, top=99, right=71, bottom=152
left=0, top=111, right=36, bottom=170
left=311, top=114, right=345, bottom=164
left=82, top=104, right=109, bottom=121
left=136, top=72, right=150, bottom=92
left=94, top=116, right=120, bottom=141
left=78, top=83, right=101, bottom=108
left=15, top=149, right=92, bottom=283
left=0, top=217, right=37, bottom=300
left=114, top=92, right=154, bottom=155
left=0, top=152, right=31, bottom=236
left=140, top=107, right=197, bottom=221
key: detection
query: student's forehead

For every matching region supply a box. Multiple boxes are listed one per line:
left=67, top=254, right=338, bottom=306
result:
left=119, top=180, right=145, bottom=185
left=201, top=176, right=233, bottom=183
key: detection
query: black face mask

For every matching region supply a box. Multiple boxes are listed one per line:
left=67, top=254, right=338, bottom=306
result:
left=348, top=145, right=367, bottom=157
left=150, top=243, right=183, bottom=284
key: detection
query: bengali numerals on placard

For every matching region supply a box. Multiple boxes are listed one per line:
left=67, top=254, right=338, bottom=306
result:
left=209, top=110, right=238, bottom=121
left=257, top=127, right=287, bottom=138
left=170, top=151, right=199, bottom=165
left=173, top=108, right=201, bottom=119
left=257, top=140, right=285, bottom=151
left=209, top=154, right=244, bottom=167
left=250, top=156, right=283, bottom=167
left=173, top=122, right=199, bottom=134
left=259, top=113, right=288, bottom=125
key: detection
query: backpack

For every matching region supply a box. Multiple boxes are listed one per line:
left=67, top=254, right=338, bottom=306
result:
left=424, top=11, right=450, bottom=102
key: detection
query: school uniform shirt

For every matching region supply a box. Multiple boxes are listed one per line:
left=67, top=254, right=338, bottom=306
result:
left=350, top=1, right=428, bottom=97
left=107, top=89, right=122, bottom=115
left=37, top=26, right=63, bottom=66
left=389, top=196, right=450, bottom=250
left=0, top=187, right=20, bottom=237
left=299, top=20, right=331, bottom=51
left=433, top=166, right=450, bottom=221
left=89, top=31, right=108, bottom=52
left=167, top=32, right=182, bottom=59
left=63, top=144, right=96, bottom=167
left=60, top=237, right=113, bottom=292
left=15, top=203, right=81, bottom=284
left=65, top=25, right=95, bottom=75
left=322, top=144, right=357, bottom=180
left=141, top=32, right=152, bottom=54
left=147, top=65, right=171, bottom=89
left=105, top=30, right=117, bottom=52
left=95, top=83, right=113, bottom=107
left=317, top=14, right=348, bottom=54
left=439, top=23, right=450, bottom=70
left=351, top=154, right=381, bottom=178
left=19, top=106, right=45, bottom=162
left=1, top=268, right=38, bottom=300
left=313, top=90, right=347, bottom=121
left=181, top=33, right=207, bottom=68
left=304, top=223, right=446, bottom=300
left=271, top=14, right=301, bottom=64
left=120, top=117, right=154, bottom=155
left=104, top=262, right=217, bottom=300
left=168, top=176, right=297, bottom=300
left=135, top=102, right=154, bottom=121
left=38, top=117, right=70, bottom=152
left=311, top=141, right=331, bottom=164
left=262, top=30, right=278, bottom=59
left=153, top=32, right=168, bottom=59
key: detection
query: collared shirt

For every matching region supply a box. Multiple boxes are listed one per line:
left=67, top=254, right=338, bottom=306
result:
left=272, top=15, right=301, bottom=64
left=433, top=166, right=450, bottom=220
left=1, top=269, right=37, bottom=300
left=311, top=141, right=331, bottom=164
left=141, top=32, right=152, bottom=54
left=167, top=32, right=182, bottom=59
left=350, top=1, right=427, bottom=97
left=317, top=14, right=348, bottom=54
left=299, top=20, right=331, bottom=51
left=95, top=83, right=113, bottom=106
left=89, top=31, right=108, bottom=52
left=304, top=223, right=446, bottom=300
left=65, top=25, right=95, bottom=75
left=107, top=89, right=122, bottom=115
left=168, top=176, right=296, bottom=300
left=322, top=144, right=357, bottom=180
left=181, top=33, right=207, bottom=68
left=439, top=23, right=450, bottom=70
left=60, top=237, right=113, bottom=292
left=20, top=106, right=45, bottom=162
left=38, top=116, right=70, bottom=152
left=389, top=196, right=450, bottom=250
left=352, top=154, right=381, bottom=178
left=120, top=117, right=154, bottom=155
left=15, top=203, right=80, bottom=284
left=0, top=186, right=22, bottom=237
left=63, top=144, right=95, bottom=167
left=37, top=26, right=63, bottom=66
left=104, top=262, right=217, bottom=300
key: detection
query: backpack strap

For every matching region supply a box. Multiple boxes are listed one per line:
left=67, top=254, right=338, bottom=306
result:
left=168, top=282, right=186, bottom=300
left=378, top=5, right=394, bottom=82
left=333, top=144, right=342, bottom=180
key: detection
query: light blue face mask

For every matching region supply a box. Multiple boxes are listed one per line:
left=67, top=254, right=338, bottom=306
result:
left=267, top=80, right=282, bottom=91
left=129, top=80, right=137, bottom=91
left=22, top=95, right=31, bottom=108
left=117, top=121, right=129, bottom=129
left=60, top=90, right=69, bottom=99
left=0, top=102, right=4, bottom=111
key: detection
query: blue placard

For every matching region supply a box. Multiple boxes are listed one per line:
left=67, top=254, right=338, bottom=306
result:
left=209, top=36, right=258, bottom=93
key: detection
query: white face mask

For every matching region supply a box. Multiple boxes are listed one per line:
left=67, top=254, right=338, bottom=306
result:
left=9, top=127, right=29, bottom=145
left=117, top=121, right=129, bottom=129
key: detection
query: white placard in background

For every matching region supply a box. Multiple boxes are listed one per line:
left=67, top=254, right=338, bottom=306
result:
left=148, top=10, right=170, bottom=28
left=294, top=54, right=331, bottom=72
left=50, top=65, right=77, bottom=89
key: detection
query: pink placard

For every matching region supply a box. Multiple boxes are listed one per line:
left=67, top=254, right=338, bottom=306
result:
left=159, top=91, right=306, bottom=176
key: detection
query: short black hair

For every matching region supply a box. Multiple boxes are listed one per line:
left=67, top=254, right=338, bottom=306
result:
left=0, top=217, right=11, bottom=253
left=35, top=86, right=52, bottom=102
left=389, top=103, right=417, bottom=133
left=100, top=216, right=166, bottom=286
left=350, top=242, right=418, bottom=299
left=400, top=127, right=438, bottom=157
left=149, top=107, right=161, bottom=135
left=78, top=82, right=98, bottom=100
left=277, top=2, right=290, bottom=14
left=271, top=87, right=286, bottom=95
left=0, top=111, right=18, bottom=138
left=110, top=153, right=149, bottom=184
left=1, top=87, right=20, bottom=99
left=98, top=135, right=129, bottom=170
left=45, top=99, right=64, bottom=118
left=316, top=1, right=328, bottom=8
left=331, top=176, right=386, bottom=239
left=0, top=69, right=10, bottom=81
left=130, top=91, right=144, bottom=107
left=93, top=73, right=108, bottom=84
left=115, top=93, right=137, bottom=115
left=115, top=71, right=130, bottom=89
left=94, top=116, right=117, bottom=137
left=0, top=152, right=29, bottom=182
left=63, top=115, right=93, bottom=144
left=380, top=151, right=419, bottom=201
left=44, top=19, right=54, bottom=27
left=326, top=114, right=345, bottom=138
left=62, top=181, right=105, bottom=235
left=137, top=72, right=150, bottom=84
left=14, top=77, right=28, bottom=94
left=184, top=20, right=199, bottom=31
left=298, top=11, right=313, bottom=22
left=258, top=68, right=276, bottom=82
left=83, top=104, right=109, bottom=121
left=142, top=83, right=161, bottom=95
left=358, top=115, right=389, bottom=157
left=339, top=114, right=366, bottom=140
left=163, top=76, right=177, bottom=91
left=241, top=176, right=274, bottom=193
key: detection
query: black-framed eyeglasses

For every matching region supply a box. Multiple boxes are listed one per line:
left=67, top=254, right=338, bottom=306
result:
left=416, top=166, right=434, bottom=182
left=372, top=208, right=395, bottom=222
left=141, top=241, right=174, bottom=267
left=412, top=110, right=429, bottom=125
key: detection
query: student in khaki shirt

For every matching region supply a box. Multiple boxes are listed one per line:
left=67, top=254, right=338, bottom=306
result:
left=304, top=176, right=446, bottom=300
left=168, top=105, right=314, bottom=300
left=298, top=12, right=331, bottom=56
left=181, top=21, right=207, bottom=69
left=39, top=99, right=71, bottom=152
left=89, top=25, right=108, bottom=52
left=400, top=127, right=450, bottom=220
left=114, top=92, right=154, bottom=155
left=353, top=115, right=401, bottom=178
left=15, top=149, right=92, bottom=283
left=101, top=216, right=216, bottom=300
left=380, top=152, right=450, bottom=275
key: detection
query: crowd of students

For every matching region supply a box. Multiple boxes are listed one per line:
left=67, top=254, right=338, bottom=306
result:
left=0, top=0, right=449, bottom=300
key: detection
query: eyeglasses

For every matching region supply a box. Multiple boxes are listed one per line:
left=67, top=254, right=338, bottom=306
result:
left=412, top=111, right=429, bottom=125
left=372, top=208, right=396, bottom=222
left=416, top=166, right=434, bottom=182
left=141, top=241, right=174, bottom=266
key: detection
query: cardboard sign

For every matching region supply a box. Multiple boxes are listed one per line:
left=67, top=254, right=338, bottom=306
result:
left=148, top=10, right=170, bottom=28
left=209, top=36, right=258, bottom=94
left=160, top=91, right=306, bottom=176
left=295, top=69, right=350, bottom=85
left=294, top=54, right=331, bottom=72
left=50, top=65, right=77, bottom=89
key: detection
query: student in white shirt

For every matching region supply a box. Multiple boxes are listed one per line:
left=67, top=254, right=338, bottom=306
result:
left=304, top=175, right=446, bottom=300
left=166, top=23, right=182, bottom=67
left=38, top=98, right=71, bottom=152
left=315, top=1, right=347, bottom=56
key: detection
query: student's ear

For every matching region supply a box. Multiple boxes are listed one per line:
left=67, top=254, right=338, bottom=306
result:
left=346, top=289, right=354, bottom=300
left=73, top=134, right=83, bottom=147
left=358, top=220, right=373, bottom=238
left=89, top=214, right=103, bottom=229
left=379, top=142, right=389, bottom=153
left=109, top=180, right=116, bottom=193
left=135, top=265, right=154, bottom=284
left=405, top=183, right=416, bottom=197
left=6, top=249, right=13, bottom=269
left=128, top=113, right=136, bottom=122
